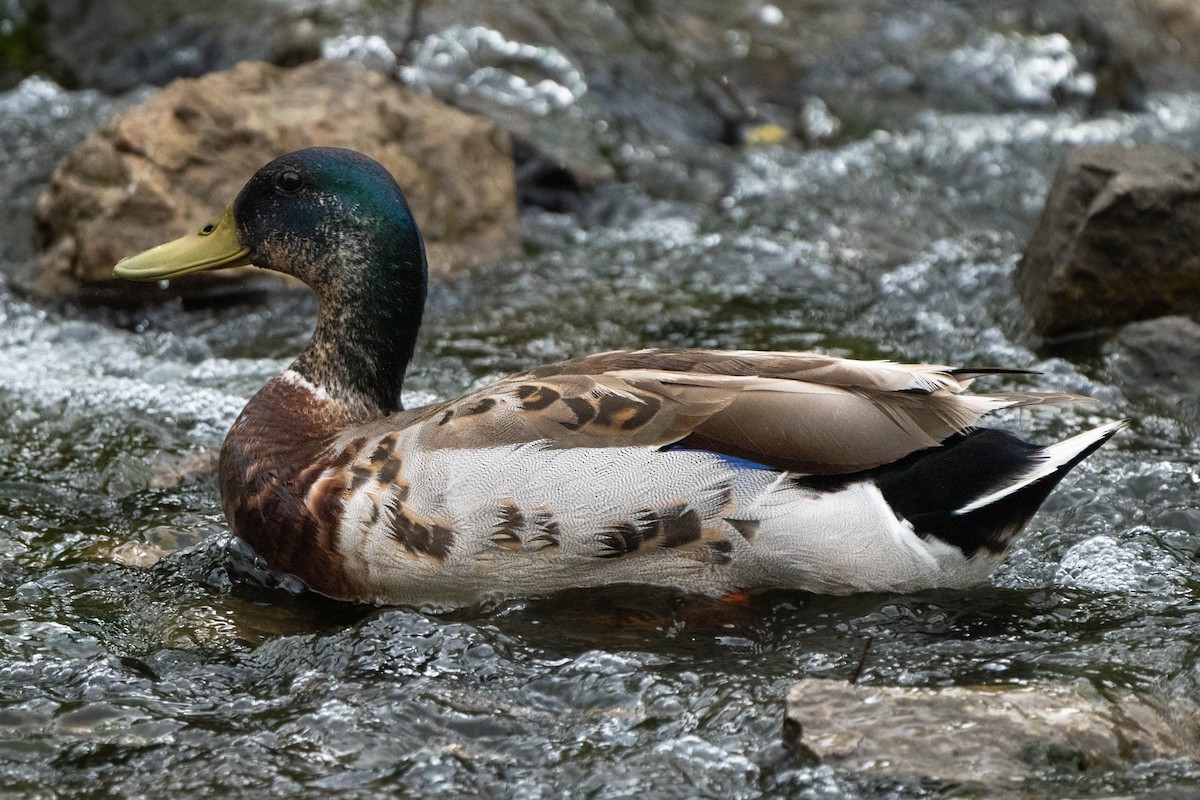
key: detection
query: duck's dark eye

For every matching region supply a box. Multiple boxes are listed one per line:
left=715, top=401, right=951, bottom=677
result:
left=276, top=170, right=303, bottom=193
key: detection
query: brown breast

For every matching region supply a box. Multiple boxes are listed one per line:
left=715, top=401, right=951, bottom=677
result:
left=218, top=375, right=366, bottom=600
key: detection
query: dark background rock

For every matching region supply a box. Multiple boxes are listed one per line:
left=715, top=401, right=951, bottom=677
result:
left=2, top=0, right=295, bottom=94
left=1015, top=144, right=1200, bottom=338
left=16, top=60, right=519, bottom=303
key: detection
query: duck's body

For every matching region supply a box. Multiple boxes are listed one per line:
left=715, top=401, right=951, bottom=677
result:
left=117, top=147, right=1123, bottom=609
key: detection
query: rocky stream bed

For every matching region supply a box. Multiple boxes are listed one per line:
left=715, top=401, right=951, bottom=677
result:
left=3, top=2, right=1200, bottom=797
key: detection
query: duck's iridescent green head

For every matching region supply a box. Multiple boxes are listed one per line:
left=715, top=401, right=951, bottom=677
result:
left=232, top=148, right=426, bottom=293
left=116, top=147, right=430, bottom=416
left=116, top=146, right=426, bottom=291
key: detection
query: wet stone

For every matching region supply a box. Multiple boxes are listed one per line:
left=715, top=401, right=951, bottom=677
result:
left=1016, top=144, right=1200, bottom=338
left=784, top=678, right=1199, bottom=784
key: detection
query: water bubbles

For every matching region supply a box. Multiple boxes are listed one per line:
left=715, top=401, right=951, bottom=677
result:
left=401, top=26, right=587, bottom=116
left=921, top=32, right=1096, bottom=110
left=1, top=75, right=78, bottom=122
left=321, top=34, right=398, bottom=74
left=1055, top=534, right=1185, bottom=594
left=798, top=96, right=841, bottom=144
left=758, top=4, right=785, bottom=27
left=0, top=75, right=121, bottom=140
left=652, top=734, right=758, bottom=780
left=564, top=649, right=655, bottom=676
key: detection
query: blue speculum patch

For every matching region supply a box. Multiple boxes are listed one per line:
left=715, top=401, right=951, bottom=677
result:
left=660, top=442, right=775, bottom=471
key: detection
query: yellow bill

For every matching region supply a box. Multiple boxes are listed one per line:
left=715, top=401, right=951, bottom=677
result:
left=113, top=206, right=252, bottom=281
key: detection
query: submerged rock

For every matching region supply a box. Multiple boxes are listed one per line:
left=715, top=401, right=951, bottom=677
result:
left=20, top=60, right=518, bottom=303
left=784, top=678, right=1198, bottom=785
left=1105, top=315, right=1200, bottom=424
left=1015, top=144, right=1200, bottom=338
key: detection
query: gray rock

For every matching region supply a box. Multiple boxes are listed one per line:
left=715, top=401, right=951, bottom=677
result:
left=1016, top=144, right=1200, bottom=338
left=18, top=60, right=519, bottom=303
left=784, top=678, right=1199, bottom=785
left=1105, top=314, right=1200, bottom=422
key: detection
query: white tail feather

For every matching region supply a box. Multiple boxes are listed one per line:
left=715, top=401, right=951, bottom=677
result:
left=953, top=420, right=1128, bottom=515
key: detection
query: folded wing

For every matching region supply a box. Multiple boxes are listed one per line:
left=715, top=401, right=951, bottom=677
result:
left=392, top=349, right=1086, bottom=475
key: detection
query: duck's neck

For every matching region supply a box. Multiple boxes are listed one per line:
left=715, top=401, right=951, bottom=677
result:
left=290, top=249, right=426, bottom=421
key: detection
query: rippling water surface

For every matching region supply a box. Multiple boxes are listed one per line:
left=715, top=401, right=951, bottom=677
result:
left=3, top=39, right=1200, bottom=798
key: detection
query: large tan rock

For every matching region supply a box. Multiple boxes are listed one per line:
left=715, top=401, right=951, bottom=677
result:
left=21, top=59, right=519, bottom=302
left=784, top=678, right=1199, bottom=787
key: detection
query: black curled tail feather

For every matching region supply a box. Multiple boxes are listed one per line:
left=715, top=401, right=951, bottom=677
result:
left=873, top=422, right=1124, bottom=558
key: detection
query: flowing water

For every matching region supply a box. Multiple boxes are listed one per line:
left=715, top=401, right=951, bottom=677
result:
left=3, top=19, right=1200, bottom=799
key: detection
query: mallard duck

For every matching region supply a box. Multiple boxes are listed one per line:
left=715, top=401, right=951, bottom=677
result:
left=115, top=147, right=1124, bottom=610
